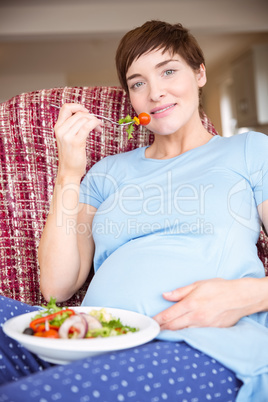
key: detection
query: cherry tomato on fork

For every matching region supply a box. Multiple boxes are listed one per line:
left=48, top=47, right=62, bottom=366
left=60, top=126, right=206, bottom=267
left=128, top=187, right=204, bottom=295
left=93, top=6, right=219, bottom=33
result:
left=138, top=113, right=151, bottom=125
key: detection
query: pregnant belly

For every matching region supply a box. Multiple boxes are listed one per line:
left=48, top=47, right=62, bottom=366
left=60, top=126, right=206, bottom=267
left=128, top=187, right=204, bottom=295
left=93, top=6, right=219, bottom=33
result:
left=82, top=234, right=217, bottom=317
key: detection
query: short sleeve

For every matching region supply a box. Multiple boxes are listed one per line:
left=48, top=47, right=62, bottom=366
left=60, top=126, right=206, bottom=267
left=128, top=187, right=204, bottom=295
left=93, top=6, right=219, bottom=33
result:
left=79, top=158, right=108, bottom=209
left=246, top=131, right=268, bottom=206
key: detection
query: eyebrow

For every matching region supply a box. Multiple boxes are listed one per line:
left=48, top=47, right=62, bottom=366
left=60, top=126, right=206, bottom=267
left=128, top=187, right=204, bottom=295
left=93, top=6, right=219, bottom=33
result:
left=126, top=58, right=180, bottom=82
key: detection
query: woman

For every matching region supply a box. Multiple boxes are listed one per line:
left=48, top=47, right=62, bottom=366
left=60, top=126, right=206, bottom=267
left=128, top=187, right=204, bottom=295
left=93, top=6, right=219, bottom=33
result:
left=1, top=21, right=268, bottom=401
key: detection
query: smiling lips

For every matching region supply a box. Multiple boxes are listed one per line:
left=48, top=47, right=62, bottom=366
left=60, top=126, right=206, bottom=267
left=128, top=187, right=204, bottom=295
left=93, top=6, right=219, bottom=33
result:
left=151, top=103, right=177, bottom=117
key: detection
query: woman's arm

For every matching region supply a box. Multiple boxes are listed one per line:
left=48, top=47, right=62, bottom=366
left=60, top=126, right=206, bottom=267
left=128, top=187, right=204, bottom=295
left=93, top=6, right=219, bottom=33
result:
left=38, top=103, right=101, bottom=302
left=153, top=200, right=268, bottom=330
left=153, top=277, right=268, bottom=330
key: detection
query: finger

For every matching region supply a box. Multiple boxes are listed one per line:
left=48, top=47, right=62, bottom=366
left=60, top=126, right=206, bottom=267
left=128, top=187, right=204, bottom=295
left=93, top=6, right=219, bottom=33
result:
left=56, top=110, right=97, bottom=132
left=75, top=118, right=103, bottom=139
left=57, top=115, right=102, bottom=143
left=56, top=103, right=89, bottom=126
left=61, top=118, right=102, bottom=146
left=162, top=283, right=196, bottom=301
left=68, top=115, right=102, bottom=136
left=153, top=301, right=188, bottom=327
left=158, top=312, right=196, bottom=330
left=94, top=123, right=103, bottom=133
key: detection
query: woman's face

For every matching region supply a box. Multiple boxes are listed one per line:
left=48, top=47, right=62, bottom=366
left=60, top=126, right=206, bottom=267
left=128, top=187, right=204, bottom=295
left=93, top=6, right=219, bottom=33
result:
left=126, top=48, right=206, bottom=136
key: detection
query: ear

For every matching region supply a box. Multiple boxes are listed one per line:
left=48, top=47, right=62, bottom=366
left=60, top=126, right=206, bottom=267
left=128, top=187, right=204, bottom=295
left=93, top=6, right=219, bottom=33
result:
left=197, top=63, right=207, bottom=88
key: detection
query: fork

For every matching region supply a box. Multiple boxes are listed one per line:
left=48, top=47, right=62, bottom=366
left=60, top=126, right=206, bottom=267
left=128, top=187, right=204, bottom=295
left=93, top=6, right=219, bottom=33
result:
left=50, top=104, right=132, bottom=126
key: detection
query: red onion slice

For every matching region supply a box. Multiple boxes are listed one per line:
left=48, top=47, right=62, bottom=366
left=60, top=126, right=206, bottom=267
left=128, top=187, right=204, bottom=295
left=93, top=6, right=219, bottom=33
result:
left=81, top=314, right=103, bottom=330
left=58, top=314, right=88, bottom=339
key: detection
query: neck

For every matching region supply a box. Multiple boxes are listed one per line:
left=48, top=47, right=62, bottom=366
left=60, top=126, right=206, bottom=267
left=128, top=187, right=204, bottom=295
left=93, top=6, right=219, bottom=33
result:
left=145, top=122, right=213, bottom=160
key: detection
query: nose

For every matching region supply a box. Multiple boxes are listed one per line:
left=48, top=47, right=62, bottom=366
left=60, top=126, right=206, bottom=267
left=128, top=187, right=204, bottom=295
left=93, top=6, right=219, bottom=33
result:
left=148, top=80, right=166, bottom=102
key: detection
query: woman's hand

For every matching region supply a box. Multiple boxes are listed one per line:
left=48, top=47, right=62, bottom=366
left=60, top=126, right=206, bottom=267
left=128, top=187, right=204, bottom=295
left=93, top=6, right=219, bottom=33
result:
left=54, top=103, right=103, bottom=179
left=153, top=277, right=268, bottom=330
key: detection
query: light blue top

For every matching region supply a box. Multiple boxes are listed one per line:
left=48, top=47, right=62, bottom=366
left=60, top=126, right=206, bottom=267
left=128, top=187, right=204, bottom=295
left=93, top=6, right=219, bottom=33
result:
left=80, top=132, right=268, bottom=401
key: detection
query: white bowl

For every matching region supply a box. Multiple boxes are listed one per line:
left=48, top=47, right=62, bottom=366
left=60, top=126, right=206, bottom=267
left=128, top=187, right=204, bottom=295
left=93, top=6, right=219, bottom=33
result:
left=3, top=306, right=160, bottom=364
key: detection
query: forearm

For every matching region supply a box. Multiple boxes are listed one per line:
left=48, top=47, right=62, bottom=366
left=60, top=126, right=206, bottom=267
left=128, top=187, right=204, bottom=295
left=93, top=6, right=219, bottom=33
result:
left=38, top=174, right=84, bottom=301
left=244, top=276, right=268, bottom=315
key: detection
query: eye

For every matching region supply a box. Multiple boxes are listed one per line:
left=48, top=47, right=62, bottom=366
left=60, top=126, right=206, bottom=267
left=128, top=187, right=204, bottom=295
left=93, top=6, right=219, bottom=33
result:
left=164, top=69, right=175, bottom=76
left=131, top=81, right=144, bottom=90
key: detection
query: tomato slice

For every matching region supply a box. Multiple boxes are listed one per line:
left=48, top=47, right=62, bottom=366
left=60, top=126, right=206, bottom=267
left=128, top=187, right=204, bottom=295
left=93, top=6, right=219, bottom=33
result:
left=43, top=329, right=59, bottom=338
left=34, top=329, right=59, bottom=338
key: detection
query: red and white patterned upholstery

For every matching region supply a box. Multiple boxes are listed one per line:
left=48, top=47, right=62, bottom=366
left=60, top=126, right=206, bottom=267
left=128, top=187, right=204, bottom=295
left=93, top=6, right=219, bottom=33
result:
left=0, top=86, right=267, bottom=306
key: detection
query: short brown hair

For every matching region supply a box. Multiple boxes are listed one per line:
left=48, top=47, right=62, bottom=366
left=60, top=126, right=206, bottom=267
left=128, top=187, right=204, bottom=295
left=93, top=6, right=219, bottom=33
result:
left=115, top=20, right=205, bottom=113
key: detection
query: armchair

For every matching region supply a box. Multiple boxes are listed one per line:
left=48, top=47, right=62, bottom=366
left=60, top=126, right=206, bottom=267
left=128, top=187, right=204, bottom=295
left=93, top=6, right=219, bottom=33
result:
left=0, top=86, right=267, bottom=306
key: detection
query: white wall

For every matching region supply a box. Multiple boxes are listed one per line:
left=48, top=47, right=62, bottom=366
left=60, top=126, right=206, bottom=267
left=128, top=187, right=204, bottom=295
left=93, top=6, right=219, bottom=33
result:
left=0, top=73, right=66, bottom=103
left=1, top=0, right=267, bottom=39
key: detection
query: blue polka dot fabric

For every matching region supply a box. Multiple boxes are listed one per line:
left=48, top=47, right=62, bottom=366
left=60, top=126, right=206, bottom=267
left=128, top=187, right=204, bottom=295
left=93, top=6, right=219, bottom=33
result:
left=0, top=296, right=242, bottom=401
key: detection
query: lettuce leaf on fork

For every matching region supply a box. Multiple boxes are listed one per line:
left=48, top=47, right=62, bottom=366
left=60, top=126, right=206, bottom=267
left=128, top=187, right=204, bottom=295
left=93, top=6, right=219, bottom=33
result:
left=118, top=114, right=136, bottom=139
